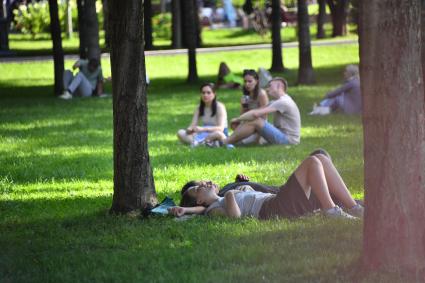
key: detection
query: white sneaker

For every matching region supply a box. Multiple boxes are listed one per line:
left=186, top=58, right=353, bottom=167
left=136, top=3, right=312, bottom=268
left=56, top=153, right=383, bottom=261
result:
left=324, top=206, right=358, bottom=220
left=347, top=204, right=364, bottom=218
left=309, top=104, right=331, bottom=115
left=59, top=90, right=73, bottom=100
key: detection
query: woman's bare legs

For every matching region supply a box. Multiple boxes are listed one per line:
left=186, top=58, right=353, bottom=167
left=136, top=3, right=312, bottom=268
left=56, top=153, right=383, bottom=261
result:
left=204, top=131, right=227, bottom=143
left=177, top=129, right=194, bottom=144
left=293, top=156, right=335, bottom=210
left=314, top=154, right=357, bottom=208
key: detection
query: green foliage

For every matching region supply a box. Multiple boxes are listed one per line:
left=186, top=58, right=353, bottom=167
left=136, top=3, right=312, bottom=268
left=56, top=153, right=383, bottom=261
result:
left=13, top=1, right=51, bottom=37
left=152, top=12, right=172, bottom=40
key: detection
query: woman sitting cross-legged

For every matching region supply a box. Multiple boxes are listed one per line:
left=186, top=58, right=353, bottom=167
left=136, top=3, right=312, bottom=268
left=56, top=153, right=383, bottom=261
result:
left=177, top=83, right=228, bottom=147
left=169, top=152, right=364, bottom=219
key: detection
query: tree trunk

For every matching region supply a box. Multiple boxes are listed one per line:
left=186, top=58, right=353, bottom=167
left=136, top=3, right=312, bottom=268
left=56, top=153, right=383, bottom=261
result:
left=360, top=0, right=425, bottom=277
left=77, top=0, right=86, bottom=58
left=181, top=0, right=201, bottom=49
left=316, top=0, right=326, bottom=39
left=108, top=0, right=157, bottom=214
left=48, top=0, right=64, bottom=96
left=326, top=0, right=349, bottom=37
left=270, top=0, right=284, bottom=72
left=171, top=0, right=182, bottom=48
left=77, top=0, right=100, bottom=60
left=297, top=0, right=315, bottom=84
left=183, top=0, right=198, bottom=82
left=66, top=0, right=73, bottom=39
left=144, top=0, right=153, bottom=50
left=102, top=0, right=110, bottom=48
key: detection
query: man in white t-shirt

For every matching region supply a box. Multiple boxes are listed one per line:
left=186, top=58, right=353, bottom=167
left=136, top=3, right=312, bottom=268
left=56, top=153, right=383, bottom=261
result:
left=224, top=77, right=301, bottom=145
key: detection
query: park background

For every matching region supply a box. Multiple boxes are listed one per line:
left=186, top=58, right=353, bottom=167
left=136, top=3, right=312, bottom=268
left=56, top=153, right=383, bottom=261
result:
left=0, top=0, right=421, bottom=282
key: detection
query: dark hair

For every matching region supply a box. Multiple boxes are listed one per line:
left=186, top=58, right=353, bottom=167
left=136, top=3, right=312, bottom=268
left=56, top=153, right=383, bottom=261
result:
left=88, top=58, right=100, bottom=69
left=242, top=69, right=260, bottom=100
left=180, top=181, right=201, bottom=207
left=199, top=83, right=217, bottom=117
left=269, top=77, right=288, bottom=92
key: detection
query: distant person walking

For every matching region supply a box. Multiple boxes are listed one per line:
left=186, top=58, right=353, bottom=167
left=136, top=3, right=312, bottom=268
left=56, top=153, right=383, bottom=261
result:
left=59, top=58, right=104, bottom=100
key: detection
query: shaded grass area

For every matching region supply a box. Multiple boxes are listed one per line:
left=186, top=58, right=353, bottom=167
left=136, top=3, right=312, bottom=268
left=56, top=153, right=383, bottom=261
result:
left=0, top=44, right=401, bottom=282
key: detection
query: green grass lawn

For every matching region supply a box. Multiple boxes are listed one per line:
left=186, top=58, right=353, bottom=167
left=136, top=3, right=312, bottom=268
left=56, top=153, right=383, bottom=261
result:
left=0, top=44, right=401, bottom=282
left=8, top=23, right=358, bottom=56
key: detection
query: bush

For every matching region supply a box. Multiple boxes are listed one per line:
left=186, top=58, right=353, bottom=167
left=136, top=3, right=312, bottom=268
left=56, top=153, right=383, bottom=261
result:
left=13, top=1, right=51, bottom=37
left=152, top=13, right=171, bottom=40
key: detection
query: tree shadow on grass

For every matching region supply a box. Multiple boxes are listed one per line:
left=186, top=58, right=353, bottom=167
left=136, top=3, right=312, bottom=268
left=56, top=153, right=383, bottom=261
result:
left=0, top=194, right=363, bottom=282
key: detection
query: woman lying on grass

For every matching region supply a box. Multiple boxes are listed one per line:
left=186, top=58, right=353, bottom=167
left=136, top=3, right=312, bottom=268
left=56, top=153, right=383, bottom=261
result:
left=169, top=150, right=364, bottom=220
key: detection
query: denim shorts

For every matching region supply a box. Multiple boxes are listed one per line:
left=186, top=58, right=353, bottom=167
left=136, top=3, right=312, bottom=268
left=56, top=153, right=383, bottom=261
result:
left=259, top=121, right=290, bottom=144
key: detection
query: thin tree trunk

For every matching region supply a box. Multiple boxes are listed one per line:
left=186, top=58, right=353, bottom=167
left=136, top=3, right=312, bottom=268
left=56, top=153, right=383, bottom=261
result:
left=326, top=0, right=348, bottom=37
left=77, top=0, right=86, bottom=58
left=77, top=0, right=100, bottom=60
left=144, top=0, right=153, bottom=50
left=48, top=0, right=64, bottom=96
left=297, top=0, right=315, bottom=84
left=66, top=0, right=73, bottom=39
left=102, top=0, right=110, bottom=48
left=270, top=0, right=284, bottom=72
left=171, top=0, right=182, bottom=48
left=316, top=0, right=326, bottom=39
left=360, top=0, right=425, bottom=277
left=108, top=0, right=157, bottom=214
left=183, top=0, right=198, bottom=82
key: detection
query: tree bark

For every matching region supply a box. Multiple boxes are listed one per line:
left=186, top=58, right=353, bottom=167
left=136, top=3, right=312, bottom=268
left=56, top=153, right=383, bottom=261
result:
left=66, top=0, right=73, bottom=39
left=183, top=0, right=198, bottom=82
left=144, top=0, right=153, bottom=50
left=48, top=0, right=64, bottom=96
left=297, top=0, right=315, bottom=84
left=171, top=0, right=182, bottom=48
left=108, top=0, right=157, bottom=214
left=270, top=0, right=284, bottom=72
left=326, top=0, right=349, bottom=37
left=77, top=0, right=100, bottom=60
left=316, top=0, right=326, bottom=39
left=102, top=0, right=110, bottom=48
left=360, top=0, right=425, bottom=277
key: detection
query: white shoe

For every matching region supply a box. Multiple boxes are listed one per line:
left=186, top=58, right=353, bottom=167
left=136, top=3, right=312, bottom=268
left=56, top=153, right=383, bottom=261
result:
left=309, top=104, right=331, bottom=115
left=59, top=90, right=73, bottom=100
left=347, top=204, right=364, bottom=218
left=324, top=206, right=358, bottom=220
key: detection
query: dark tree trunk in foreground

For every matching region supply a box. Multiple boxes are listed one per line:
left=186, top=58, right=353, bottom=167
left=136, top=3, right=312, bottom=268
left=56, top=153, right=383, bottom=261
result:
left=48, top=0, right=64, bottom=96
left=77, top=0, right=100, bottom=59
left=144, top=0, right=153, bottom=50
left=270, top=0, right=284, bottom=72
left=316, top=0, right=326, bottom=39
left=171, top=0, right=182, bottom=48
left=360, top=0, right=425, bottom=278
left=109, top=0, right=157, bottom=213
left=326, top=0, right=349, bottom=37
left=297, top=0, right=315, bottom=84
left=183, top=0, right=198, bottom=82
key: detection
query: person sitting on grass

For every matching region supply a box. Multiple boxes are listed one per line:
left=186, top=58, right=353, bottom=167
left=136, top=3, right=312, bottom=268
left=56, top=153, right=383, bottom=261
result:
left=177, top=83, right=229, bottom=147
left=232, top=69, right=269, bottom=145
left=206, top=77, right=301, bottom=147
left=59, top=58, right=105, bottom=100
left=168, top=150, right=364, bottom=220
left=310, top=64, right=361, bottom=115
